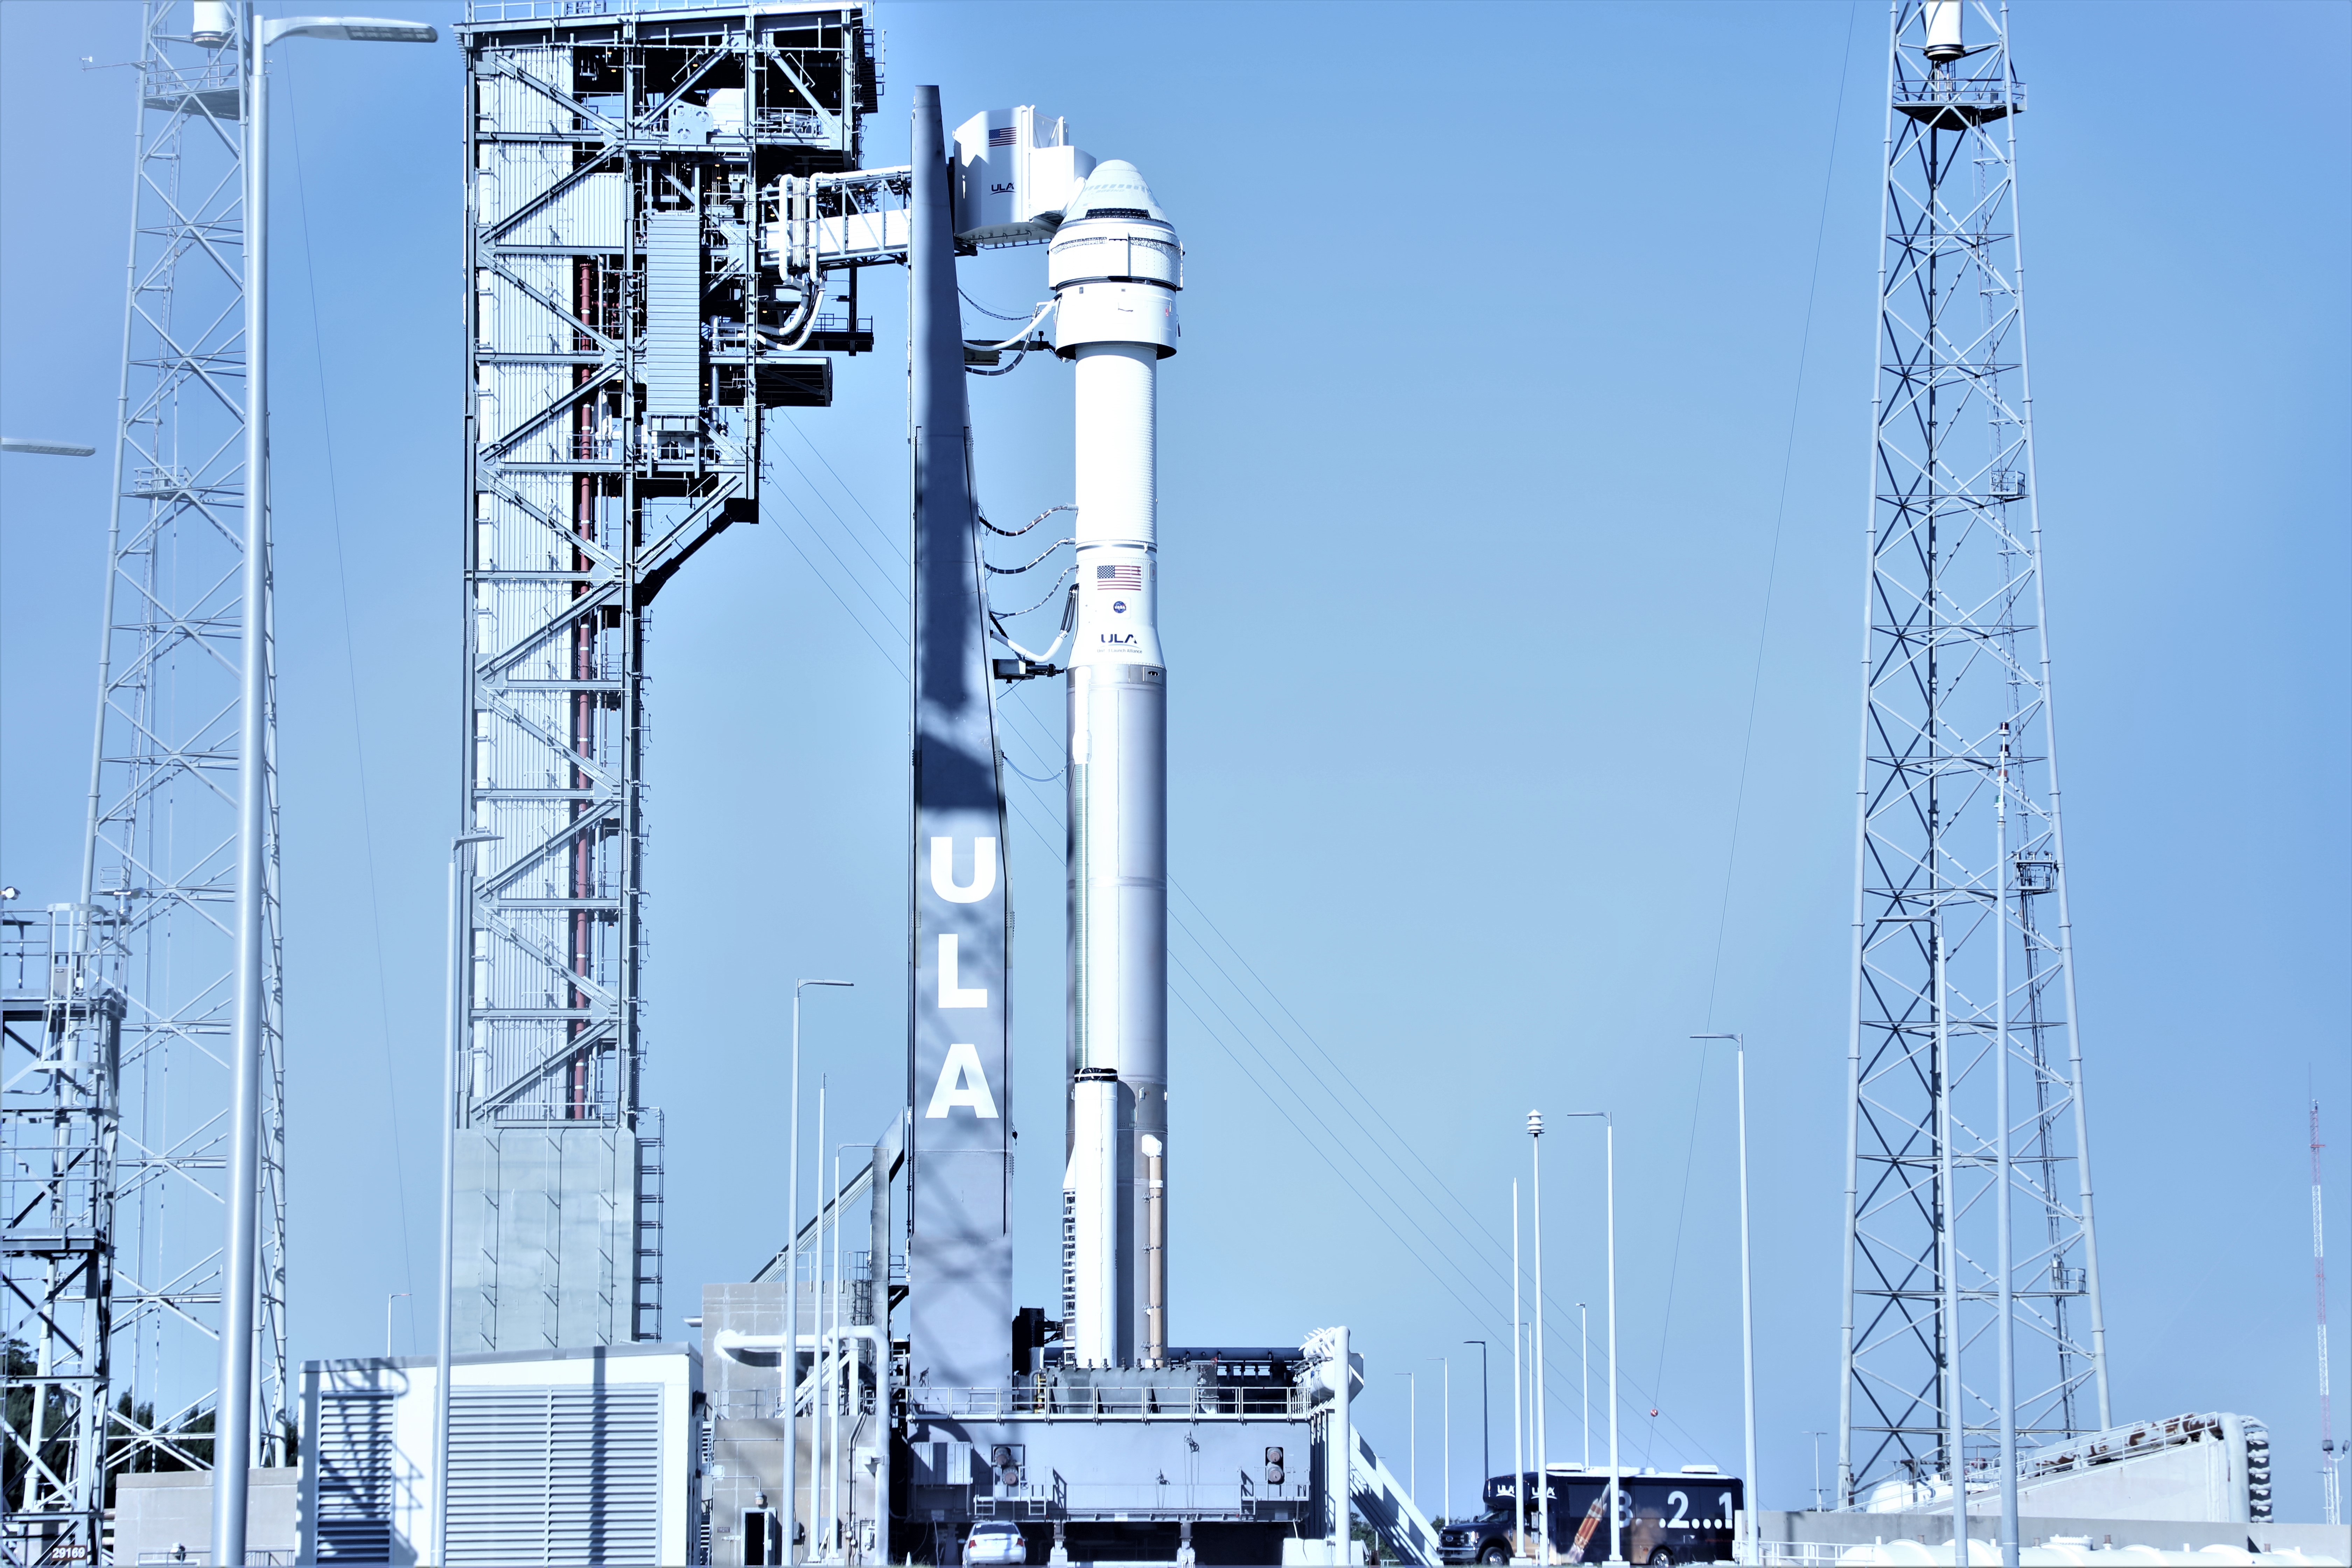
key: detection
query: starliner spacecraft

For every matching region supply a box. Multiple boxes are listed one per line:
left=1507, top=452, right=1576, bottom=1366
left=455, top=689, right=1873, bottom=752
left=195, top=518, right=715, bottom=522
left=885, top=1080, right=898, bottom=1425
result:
left=1051, top=156, right=1182, bottom=1374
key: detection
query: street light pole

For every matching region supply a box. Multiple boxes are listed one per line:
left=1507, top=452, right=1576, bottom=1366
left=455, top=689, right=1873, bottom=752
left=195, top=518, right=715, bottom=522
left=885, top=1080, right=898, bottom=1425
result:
left=1435, top=1355, right=1451, bottom=1524
left=212, top=16, right=437, bottom=1568
left=1529, top=1112, right=1549, bottom=1564
left=811, top=1077, right=827, bottom=1559
left=787, top=980, right=852, bottom=1564
left=1513, top=1182, right=1527, bottom=1561
left=1562, top=1113, right=1618, bottom=1564
left=1606, top=1118, right=1619, bottom=1566
left=1396, top=1372, right=1418, bottom=1508
left=1465, top=1340, right=1490, bottom=1500
left=1578, top=1304, right=1589, bottom=1469
left=215, top=15, right=273, bottom=1559
left=435, top=830, right=495, bottom=1567
left=1694, top=1033, right=1758, bottom=1564
left=1995, top=733, right=2021, bottom=1568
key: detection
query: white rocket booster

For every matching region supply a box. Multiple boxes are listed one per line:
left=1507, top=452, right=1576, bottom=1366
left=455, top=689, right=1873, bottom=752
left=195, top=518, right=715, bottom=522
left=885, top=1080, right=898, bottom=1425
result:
left=1053, top=161, right=1180, bottom=1369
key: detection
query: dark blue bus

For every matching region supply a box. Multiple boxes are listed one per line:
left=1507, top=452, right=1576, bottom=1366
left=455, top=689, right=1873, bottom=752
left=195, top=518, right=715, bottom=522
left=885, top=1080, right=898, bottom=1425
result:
left=1436, top=1467, right=1744, bottom=1566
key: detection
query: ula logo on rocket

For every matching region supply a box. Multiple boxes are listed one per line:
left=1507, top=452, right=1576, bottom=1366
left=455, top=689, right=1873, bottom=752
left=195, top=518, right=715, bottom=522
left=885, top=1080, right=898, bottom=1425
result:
left=924, top=833, right=1003, bottom=1119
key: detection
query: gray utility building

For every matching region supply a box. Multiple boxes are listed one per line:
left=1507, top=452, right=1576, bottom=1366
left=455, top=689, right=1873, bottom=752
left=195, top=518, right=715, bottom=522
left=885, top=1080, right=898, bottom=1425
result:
left=453, top=0, right=883, bottom=1351
left=298, top=1344, right=700, bottom=1564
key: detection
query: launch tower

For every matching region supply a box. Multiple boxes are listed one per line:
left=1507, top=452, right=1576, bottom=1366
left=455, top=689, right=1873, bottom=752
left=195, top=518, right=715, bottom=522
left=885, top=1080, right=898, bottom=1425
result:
left=1836, top=0, right=2112, bottom=1508
left=452, top=0, right=882, bottom=1351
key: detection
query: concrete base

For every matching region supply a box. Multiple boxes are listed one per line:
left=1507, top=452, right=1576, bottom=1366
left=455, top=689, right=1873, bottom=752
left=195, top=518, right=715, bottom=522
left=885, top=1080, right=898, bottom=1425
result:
left=1759, top=1511, right=2352, bottom=1560
left=113, top=1468, right=299, bottom=1566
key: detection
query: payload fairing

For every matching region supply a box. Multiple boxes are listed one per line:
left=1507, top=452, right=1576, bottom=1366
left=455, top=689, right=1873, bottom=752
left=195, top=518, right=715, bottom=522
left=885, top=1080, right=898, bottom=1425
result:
left=1051, top=161, right=1181, bottom=1370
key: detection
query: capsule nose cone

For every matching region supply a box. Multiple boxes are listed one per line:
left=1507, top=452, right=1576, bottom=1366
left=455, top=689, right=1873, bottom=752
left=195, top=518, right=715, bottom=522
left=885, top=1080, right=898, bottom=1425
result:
left=1067, top=159, right=1169, bottom=224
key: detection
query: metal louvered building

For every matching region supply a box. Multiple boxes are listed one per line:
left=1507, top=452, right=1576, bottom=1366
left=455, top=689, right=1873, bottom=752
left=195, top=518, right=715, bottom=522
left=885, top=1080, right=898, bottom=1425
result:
left=298, top=1344, right=699, bottom=1564
left=453, top=0, right=882, bottom=1353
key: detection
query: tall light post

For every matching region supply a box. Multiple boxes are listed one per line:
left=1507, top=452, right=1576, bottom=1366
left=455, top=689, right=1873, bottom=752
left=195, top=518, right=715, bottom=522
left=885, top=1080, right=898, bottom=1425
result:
left=434, top=830, right=496, bottom=1567
left=1465, top=1340, right=1490, bottom=1500
left=1578, top=1304, right=1589, bottom=1468
left=1693, top=1033, right=1758, bottom=1563
left=828, top=1139, right=865, bottom=1561
left=1994, top=734, right=2021, bottom=1568
left=1395, top=1371, right=1419, bottom=1508
left=811, top=1077, right=828, bottom=1559
left=1434, top=1355, right=1451, bottom=1523
left=1512, top=1181, right=1528, bottom=1561
left=1561, top=1113, right=1618, bottom=1565
left=1529, top=1111, right=1549, bottom=1563
left=787, top=979, right=853, bottom=1563
left=213, top=15, right=438, bottom=1568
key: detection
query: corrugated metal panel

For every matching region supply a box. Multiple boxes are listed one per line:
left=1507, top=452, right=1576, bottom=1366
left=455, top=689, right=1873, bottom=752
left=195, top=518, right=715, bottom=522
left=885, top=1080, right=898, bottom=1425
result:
left=478, top=46, right=571, bottom=135
left=541, top=172, right=627, bottom=251
left=314, top=1393, right=395, bottom=1562
left=447, top=1383, right=662, bottom=1564
left=484, top=257, right=566, bottom=354
left=478, top=145, right=569, bottom=230
left=643, top=211, right=700, bottom=415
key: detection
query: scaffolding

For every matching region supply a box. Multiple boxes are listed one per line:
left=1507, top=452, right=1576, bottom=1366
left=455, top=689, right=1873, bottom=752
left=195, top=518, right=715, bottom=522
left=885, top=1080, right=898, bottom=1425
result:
left=1, top=6, right=288, bottom=1562
left=1836, top=0, right=2110, bottom=1509
left=453, top=0, right=882, bottom=1350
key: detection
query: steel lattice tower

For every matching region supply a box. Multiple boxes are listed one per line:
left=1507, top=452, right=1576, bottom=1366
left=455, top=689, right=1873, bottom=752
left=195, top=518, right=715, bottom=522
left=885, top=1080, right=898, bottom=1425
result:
left=3, top=7, right=289, bottom=1561
left=1836, top=0, right=2111, bottom=1510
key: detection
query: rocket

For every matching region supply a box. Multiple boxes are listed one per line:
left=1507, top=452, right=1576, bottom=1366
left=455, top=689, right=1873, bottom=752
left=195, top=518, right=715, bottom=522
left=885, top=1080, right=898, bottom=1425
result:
left=1053, top=161, right=1181, bottom=1370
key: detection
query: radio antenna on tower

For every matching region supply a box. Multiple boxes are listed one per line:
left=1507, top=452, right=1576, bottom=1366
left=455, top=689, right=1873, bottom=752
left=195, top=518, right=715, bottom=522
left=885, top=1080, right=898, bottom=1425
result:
left=2316, top=1099, right=2341, bottom=1526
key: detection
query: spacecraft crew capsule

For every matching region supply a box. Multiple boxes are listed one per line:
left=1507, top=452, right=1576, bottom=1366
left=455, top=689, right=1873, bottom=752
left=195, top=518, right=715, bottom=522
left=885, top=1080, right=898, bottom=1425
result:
left=1051, top=161, right=1180, bottom=1369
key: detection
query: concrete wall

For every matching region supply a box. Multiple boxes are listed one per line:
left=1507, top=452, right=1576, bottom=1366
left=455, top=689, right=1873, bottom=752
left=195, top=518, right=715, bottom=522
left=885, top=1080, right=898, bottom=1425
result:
left=451, top=1125, right=638, bottom=1351
left=113, top=1468, right=298, bottom=1565
left=2012, top=1442, right=2246, bottom=1525
left=1758, top=1511, right=2352, bottom=1559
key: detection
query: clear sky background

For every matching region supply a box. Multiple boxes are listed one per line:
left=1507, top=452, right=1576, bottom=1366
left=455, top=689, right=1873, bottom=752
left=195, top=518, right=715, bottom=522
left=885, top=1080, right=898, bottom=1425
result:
left=3, top=0, right=2347, bottom=1525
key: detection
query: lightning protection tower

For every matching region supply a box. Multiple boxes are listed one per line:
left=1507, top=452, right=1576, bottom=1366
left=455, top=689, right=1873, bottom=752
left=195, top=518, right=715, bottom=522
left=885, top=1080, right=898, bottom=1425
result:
left=4, top=5, right=287, bottom=1562
left=1836, top=0, right=2112, bottom=1508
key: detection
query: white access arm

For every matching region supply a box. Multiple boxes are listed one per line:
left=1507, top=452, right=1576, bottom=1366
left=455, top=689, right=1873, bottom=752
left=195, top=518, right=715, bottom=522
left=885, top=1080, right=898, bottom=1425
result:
left=1352, top=1430, right=1444, bottom=1566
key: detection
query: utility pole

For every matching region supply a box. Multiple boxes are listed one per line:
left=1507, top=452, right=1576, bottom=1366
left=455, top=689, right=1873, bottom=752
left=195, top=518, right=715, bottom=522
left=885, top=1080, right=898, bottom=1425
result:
left=2316, top=1101, right=2341, bottom=1527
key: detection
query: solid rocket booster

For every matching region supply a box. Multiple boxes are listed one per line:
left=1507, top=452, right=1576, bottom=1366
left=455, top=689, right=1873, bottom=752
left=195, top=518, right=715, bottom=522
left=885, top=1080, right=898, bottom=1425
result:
left=1053, top=161, right=1180, bottom=1369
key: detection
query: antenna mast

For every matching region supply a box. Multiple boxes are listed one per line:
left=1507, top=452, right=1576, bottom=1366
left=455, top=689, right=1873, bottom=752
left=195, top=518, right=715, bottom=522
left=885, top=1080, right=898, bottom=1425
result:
left=2317, top=1100, right=2341, bottom=1526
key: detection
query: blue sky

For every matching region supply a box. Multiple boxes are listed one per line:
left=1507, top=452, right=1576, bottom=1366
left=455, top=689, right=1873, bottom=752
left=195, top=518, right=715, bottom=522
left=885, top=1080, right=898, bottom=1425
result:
left=2, top=0, right=2347, bottom=1524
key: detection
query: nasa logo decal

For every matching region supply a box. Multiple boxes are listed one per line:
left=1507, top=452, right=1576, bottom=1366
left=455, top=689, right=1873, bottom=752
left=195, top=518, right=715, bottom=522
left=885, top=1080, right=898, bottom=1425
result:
left=1111, top=600, right=1128, bottom=614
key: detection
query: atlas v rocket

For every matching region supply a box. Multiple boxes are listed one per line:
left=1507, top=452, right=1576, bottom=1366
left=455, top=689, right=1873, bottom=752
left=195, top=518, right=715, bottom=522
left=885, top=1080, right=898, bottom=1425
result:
left=1052, top=162, right=1182, bottom=1370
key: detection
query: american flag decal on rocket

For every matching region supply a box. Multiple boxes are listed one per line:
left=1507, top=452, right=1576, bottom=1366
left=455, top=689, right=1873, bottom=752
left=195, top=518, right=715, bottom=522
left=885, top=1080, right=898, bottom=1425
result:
left=988, top=125, right=1018, bottom=147
left=1095, top=563, right=1142, bottom=591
